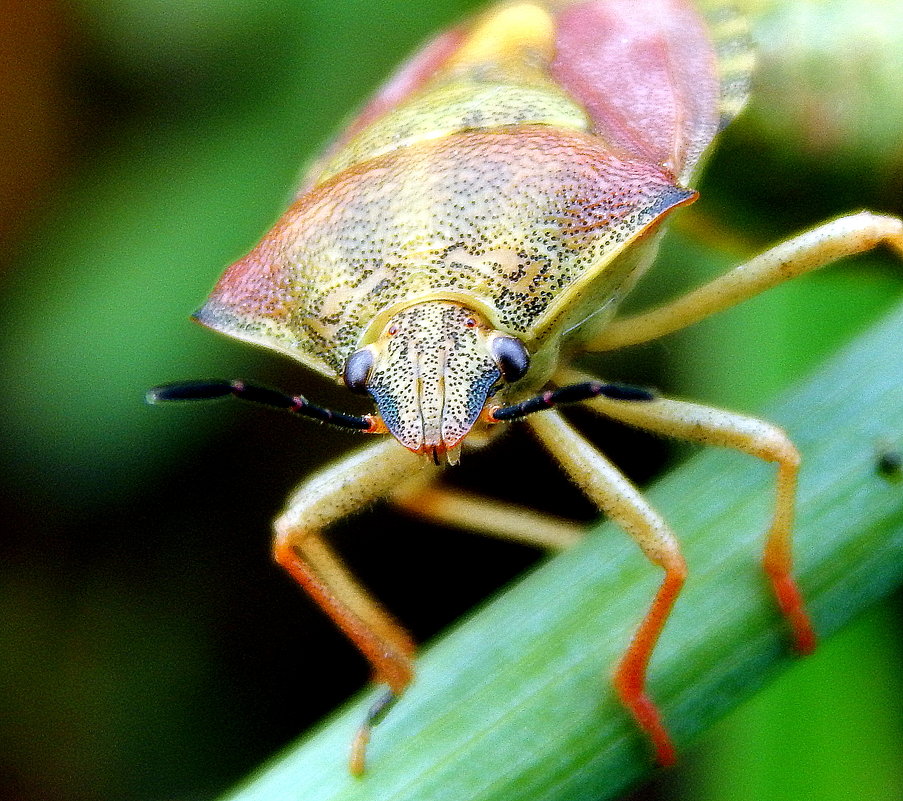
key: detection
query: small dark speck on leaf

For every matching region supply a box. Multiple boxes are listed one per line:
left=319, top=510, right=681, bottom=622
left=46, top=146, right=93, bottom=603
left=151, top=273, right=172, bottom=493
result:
left=876, top=443, right=903, bottom=483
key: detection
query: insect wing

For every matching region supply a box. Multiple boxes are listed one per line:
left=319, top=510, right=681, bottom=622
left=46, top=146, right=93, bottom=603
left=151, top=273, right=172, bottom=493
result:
left=305, top=0, right=735, bottom=191
left=551, top=0, right=721, bottom=182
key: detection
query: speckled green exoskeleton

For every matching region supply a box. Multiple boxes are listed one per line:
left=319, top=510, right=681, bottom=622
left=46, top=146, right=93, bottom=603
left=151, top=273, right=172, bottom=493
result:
left=150, top=0, right=903, bottom=775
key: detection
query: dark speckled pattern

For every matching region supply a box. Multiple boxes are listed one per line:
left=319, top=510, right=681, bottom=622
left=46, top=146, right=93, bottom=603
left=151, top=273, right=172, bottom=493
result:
left=196, top=126, right=689, bottom=377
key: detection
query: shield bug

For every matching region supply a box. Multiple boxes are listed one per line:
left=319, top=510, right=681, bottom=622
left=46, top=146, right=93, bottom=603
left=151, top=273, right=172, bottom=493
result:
left=149, top=0, right=903, bottom=775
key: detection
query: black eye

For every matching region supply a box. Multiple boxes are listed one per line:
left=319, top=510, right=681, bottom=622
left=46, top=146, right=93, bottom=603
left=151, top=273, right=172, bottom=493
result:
left=342, top=347, right=375, bottom=394
left=490, top=335, right=530, bottom=383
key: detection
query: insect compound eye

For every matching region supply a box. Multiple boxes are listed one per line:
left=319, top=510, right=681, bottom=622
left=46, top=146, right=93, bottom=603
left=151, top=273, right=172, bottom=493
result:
left=490, top=334, right=530, bottom=383
left=342, top=347, right=375, bottom=395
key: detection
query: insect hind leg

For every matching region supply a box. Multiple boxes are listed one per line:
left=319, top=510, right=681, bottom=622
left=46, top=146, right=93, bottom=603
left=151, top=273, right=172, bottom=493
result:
left=588, top=211, right=903, bottom=351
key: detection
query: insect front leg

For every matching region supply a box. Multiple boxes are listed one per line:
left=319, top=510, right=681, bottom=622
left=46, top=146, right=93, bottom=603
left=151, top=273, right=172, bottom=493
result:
left=272, top=438, right=437, bottom=775
left=526, top=409, right=687, bottom=766
left=588, top=211, right=903, bottom=351
left=390, top=469, right=584, bottom=550
left=559, top=367, right=816, bottom=654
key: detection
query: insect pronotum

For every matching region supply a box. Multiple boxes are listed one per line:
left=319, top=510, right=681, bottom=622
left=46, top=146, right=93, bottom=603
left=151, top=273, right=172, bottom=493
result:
left=149, top=0, right=903, bottom=776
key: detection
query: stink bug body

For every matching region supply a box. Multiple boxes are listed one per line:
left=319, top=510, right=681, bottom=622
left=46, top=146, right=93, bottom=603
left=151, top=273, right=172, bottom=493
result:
left=150, top=0, right=903, bottom=775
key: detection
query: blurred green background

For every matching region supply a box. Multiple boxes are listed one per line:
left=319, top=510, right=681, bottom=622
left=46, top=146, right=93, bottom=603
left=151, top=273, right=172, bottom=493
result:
left=0, top=1, right=901, bottom=800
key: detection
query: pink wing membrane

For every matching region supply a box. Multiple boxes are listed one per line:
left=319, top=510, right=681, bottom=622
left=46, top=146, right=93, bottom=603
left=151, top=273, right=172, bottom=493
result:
left=551, top=0, right=720, bottom=181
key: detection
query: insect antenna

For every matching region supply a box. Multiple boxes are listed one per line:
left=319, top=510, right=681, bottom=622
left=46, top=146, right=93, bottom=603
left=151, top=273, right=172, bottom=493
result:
left=490, top=381, right=655, bottom=422
left=146, top=379, right=380, bottom=432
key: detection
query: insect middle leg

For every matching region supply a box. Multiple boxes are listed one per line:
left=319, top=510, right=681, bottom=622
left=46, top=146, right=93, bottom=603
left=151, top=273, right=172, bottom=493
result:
left=390, top=469, right=584, bottom=550
left=527, top=409, right=687, bottom=766
left=272, top=438, right=437, bottom=775
left=559, top=367, right=816, bottom=654
left=588, top=211, right=903, bottom=352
